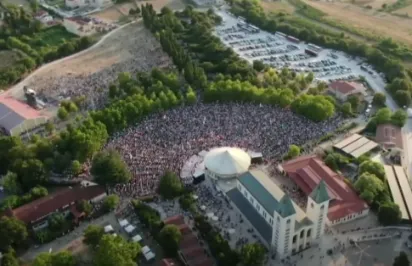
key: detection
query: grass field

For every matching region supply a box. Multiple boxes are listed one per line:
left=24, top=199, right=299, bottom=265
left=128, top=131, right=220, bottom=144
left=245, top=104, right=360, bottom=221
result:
left=35, top=26, right=77, bottom=46
left=260, top=0, right=296, bottom=14
left=301, top=0, right=412, bottom=46
left=0, top=50, right=20, bottom=69
left=393, top=3, right=412, bottom=15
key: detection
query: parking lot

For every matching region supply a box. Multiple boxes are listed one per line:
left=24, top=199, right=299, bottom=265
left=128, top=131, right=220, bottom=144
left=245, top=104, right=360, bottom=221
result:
left=214, top=11, right=388, bottom=93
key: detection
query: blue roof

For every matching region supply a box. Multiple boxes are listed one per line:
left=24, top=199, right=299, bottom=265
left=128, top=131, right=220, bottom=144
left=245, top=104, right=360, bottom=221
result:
left=238, top=171, right=279, bottom=215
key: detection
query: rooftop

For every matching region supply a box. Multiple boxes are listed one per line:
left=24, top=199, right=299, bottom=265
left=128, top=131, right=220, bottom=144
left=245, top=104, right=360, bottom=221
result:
left=281, top=155, right=369, bottom=221
left=204, top=147, right=251, bottom=177
left=329, top=81, right=364, bottom=95
left=375, top=123, right=403, bottom=150
left=238, top=169, right=312, bottom=227
left=333, top=134, right=379, bottom=158
left=6, top=185, right=106, bottom=224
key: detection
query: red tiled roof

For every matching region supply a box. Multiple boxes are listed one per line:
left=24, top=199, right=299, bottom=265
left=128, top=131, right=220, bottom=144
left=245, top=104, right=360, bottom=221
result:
left=160, top=258, right=180, bottom=266
left=164, top=215, right=213, bottom=266
left=281, top=155, right=369, bottom=221
left=375, top=123, right=403, bottom=150
left=9, top=185, right=106, bottom=224
left=0, top=94, right=47, bottom=120
left=329, top=81, right=363, bottom=95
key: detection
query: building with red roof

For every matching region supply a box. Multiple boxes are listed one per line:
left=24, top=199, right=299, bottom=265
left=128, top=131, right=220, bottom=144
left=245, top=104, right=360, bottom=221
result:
left=375, top=123, right=403, bottom=150
left=164, top=215, right=214, bottom=266
left=280, top=155, right=369, bottom=225
left=4, top=185, right=106, bottom=231
left=0, top=94, right=48, bottom=136
left=328, top=81, right=366, bottom=101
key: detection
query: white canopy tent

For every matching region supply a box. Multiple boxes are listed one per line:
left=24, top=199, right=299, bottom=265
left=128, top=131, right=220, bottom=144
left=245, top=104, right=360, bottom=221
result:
left=204, top=147, right=251, bottom=179
left=104, top=225, right=114, bottom=233
left=212, top=216, right=219, bottom=222
left=206, top=212, right=214, bottom=218
left=144, top=251, right=155, bottom=261
left=118, top=219, right=129, bottom=227
left=142, top=246, right=150, bottom=254
left=124, top=225, right=136, bottom=234
left=131, top=234, right=143, bottom=242
left=200, top=205, right=206, bottom=211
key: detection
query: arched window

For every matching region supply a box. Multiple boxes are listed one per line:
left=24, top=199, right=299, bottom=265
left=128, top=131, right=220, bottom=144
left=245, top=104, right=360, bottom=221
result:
left=300, top=230, right=304, bottom=238
left=307, top=229, right=311, bottom=237
left=320, top=205, right=325, bottom=210
left=286, top=219, right=291, bottom=224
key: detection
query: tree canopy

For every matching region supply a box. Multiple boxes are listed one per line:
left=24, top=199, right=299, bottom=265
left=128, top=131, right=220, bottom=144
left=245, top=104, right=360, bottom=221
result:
left=378, top=202, right=402, bottom=226
left=0, top=216, right=28, bottom=251
left=358, top=160, right=386, bottom=181
left=33, top=251, right=76, bottom=266
left=158, top=171, right=183, bottom=199
left=93, top=235, right=141, bottom=266
left=393, top=251, right=410, bottom=266
left=158, top=224, right=183, bottom=256
left=354, top=173, right=385, bottom=203
left=103, top=195, right=120, bottom=212
left=91, top=150, right=131, bottom=185
left=83, top=225, right=105, bottom=249
left=240, top=243, right=266, bottom=266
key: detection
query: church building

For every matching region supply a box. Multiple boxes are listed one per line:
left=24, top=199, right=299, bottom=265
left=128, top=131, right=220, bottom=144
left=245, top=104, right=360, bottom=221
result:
left=227, top=169, right=329, bottom=257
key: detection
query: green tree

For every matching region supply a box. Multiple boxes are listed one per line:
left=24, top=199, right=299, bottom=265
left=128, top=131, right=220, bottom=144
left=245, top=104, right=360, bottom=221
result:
left=287, top=145, right=300, bottom=159
left=103, top=195, right=120, bottom=212
left=78, top=200, right=93, bottom=216
left=347, top=95, right=360, bottom=111
left=372, top=93, right=386, bottom=107
left=12, top=158, right=47, bottom=191
left=1, top=171, right=22, bottom=195
left=375, top=107, right=392, bottom=125
left=394, top=90, right=411, bottom=107
left=57, top=107, right=69, bottom=120
left=70, top=160, right=82, bottom=176
left=341, top=102, right=353, bottom=117
left=48, top=213, right=66, bottom=232
left=354, top=173, right=384, bottom=203
left=1, top=248, right=19, bottom=266
left=45, top=121, right=54, bottom=134
left=0, top=216, right=28, bottom=251
left=158, top=224, right=182, bottom=256
left=379, top=202, right=402, bottom=226
left=93, top=235, right=141, bottom=266
left=186, top=86, right=197, bottom=105
left=359, top=160, right=385, bottom=181
left=252, top=60, right=265, bottom=72
left=91, top=150, right=131, bottom=185
left=391, top=110, right=408, bottom=127
left=83, top=225, right=104, bottom=249
left=33, top=251, right=76, bottom=266
left=240, top=243, right=266, bottom=266
left=158, top=171, right=183, bottom=199
left=324, top=154, right=338, bottom=171
left=393, top=251, right=410, bottom=266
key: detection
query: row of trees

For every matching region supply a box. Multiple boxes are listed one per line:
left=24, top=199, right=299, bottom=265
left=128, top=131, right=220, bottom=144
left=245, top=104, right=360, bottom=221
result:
left=230, top=0, right=412, bottom=107
left=366, top=107, right=408, bottom=132
left=205, top=78, right=335, bottom=121
left=354, top=160, right=401, bottom=225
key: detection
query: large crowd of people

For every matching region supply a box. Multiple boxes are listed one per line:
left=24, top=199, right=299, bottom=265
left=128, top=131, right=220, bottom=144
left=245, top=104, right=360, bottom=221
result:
left=25, top=24, right=171, bottom=110
left=108, top=102, right=343, bottom=198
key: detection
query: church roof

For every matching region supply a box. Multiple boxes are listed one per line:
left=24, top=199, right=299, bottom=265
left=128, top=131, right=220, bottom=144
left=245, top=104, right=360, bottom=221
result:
left=277, top=195, right=296, bottom=217
left=310, top=180, right=329, bottom=203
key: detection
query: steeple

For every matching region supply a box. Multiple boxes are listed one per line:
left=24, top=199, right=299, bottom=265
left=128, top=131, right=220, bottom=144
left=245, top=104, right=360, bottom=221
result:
left=309, top=180, right=329, bottom=204
left=277, top=194, right=296, bottom=217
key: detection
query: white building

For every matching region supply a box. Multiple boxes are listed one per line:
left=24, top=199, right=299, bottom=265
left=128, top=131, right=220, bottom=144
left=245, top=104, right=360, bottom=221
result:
left=228, top=169, right=330, bottom=257
left=204, top=147, right=251, bottom=180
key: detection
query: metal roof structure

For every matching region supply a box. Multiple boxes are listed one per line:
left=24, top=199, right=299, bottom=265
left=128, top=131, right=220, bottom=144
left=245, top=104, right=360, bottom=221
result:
left=333, top=134, right=379, bottom=158
left=384, top=165, right=410, bottom=220
left=204, top=147, right=251, bottom=178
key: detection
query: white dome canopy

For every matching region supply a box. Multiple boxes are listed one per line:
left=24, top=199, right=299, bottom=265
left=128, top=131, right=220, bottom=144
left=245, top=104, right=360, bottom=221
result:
left=204, top=147, right=251, bottom=178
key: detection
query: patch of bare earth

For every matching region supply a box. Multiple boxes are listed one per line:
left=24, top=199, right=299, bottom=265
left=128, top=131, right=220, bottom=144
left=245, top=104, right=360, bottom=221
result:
left=304, top=0, right=412, bottom=46
left=90, top=7, right=124, bottom=23
left=10, top=21, right=172, bottom=109
left=260, top=0, right=296, bottom=14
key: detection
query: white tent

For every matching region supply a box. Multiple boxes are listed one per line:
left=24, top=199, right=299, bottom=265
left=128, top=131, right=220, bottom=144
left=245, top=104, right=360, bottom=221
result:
left=118, top=219, right=129, bottom=227
left=206, top=212, right=214, bottom=218
left=228, top=229, right=235, bottom=234
left=142, top=246, right=150, bottom=254
left=144, top=251, right=155, bottom=261
left=212, top=216, right=219, bottom=222
left=192, top=194, right=199, bottom=200
left=200, top=205, right=206, bottom=211
left=104, top=225, right=114, bottom=233
left=124, top=225, right=136, bottom=234
left=131, top=234, right=142, bottom=242
left=204, top=147, right=251, bottom=178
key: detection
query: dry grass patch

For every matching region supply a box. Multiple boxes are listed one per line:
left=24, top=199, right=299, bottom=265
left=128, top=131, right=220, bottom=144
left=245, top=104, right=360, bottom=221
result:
left=0, top=50, right=20, bottom=69
left=90, top=7, right=125, bottom=23
left=303, top=0, right=412, bottom=46
left=260, top=0, right=296, bottom=14
left=393, top=3, right=412, bottom=15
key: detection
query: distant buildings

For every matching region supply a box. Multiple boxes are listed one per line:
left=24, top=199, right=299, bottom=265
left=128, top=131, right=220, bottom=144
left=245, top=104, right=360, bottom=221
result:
left=65, top=0, right=111, bottom=9
left=4, top=185, right=106, bottom=231
left=375, top=123, right=403, bottom=150
left=0, top=94, right=49, bottom=136
left=280, top=155, right=369, bottom=225
left=63, top=17, right=94, bottom=36
left=328, top=81, right=366, bottom=101
left=34, top=10, right=53, bottom=24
